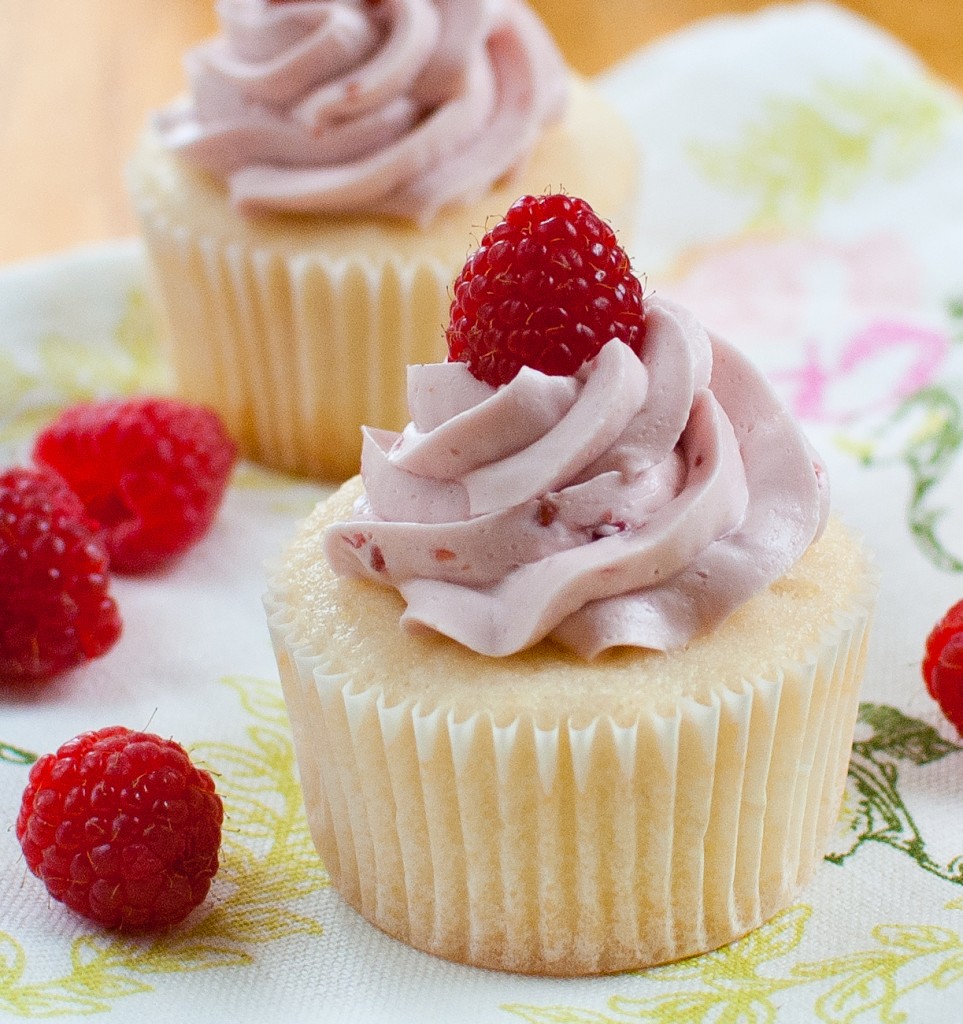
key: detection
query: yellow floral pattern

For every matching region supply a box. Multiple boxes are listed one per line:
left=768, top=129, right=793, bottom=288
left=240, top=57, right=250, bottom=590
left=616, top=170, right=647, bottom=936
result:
left=504, top=903, right=963, bottom=1024
left=0, top=288, right=170, bottom=445
left=0, top=676, right=328, bottom=1019
left=691, top=67, right=948, bottom=229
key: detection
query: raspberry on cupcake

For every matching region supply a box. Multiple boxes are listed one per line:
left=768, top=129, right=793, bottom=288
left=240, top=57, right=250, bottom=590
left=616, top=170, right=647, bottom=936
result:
left=447, top=193, right=646, bottom=385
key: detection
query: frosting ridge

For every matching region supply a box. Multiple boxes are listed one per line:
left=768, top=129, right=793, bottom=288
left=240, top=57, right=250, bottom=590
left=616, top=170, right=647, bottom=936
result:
left=324, top=296, right=830, bottom=658
left=155, top=0, right=568, bottom=222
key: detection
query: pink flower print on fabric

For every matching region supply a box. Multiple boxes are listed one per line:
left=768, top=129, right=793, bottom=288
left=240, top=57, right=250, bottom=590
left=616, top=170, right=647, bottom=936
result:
left=665, top=235, right=951, bottom=422
left=774, top=321, right=950, bottom=423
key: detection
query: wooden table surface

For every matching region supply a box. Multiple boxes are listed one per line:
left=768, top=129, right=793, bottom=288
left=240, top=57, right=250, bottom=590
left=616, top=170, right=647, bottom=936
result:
left=0, top=0, right=960, bottom=266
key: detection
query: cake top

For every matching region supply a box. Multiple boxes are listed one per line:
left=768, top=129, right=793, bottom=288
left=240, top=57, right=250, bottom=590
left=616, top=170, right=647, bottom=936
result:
left=323, top=194, right=831, bottom=658
left=289, top=483, right=859, bottom=718
left=153, top=0, right=567, bottom=223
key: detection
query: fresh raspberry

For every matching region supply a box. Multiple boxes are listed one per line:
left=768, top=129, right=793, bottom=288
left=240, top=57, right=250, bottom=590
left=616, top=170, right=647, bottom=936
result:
left=922, top=599, right=963, bottom=735
left=34, top=397, right=237, bottom=573
left=0, top=467, right=121, bottom=683
left=16, top=726, right=223, bottom=931
left=446, top=193, right=646, bottom=386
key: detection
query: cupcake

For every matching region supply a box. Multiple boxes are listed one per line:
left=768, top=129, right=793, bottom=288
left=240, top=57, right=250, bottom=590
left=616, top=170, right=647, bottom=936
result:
left=265, top=195, right=876, bottom=974
left=128, top=0, right=638, bottom=480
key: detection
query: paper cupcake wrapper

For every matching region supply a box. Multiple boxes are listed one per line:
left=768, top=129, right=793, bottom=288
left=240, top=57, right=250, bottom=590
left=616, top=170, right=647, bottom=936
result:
left=136, top=209, right=451, bottom=480
left=265, top=563, right=876, bottom=976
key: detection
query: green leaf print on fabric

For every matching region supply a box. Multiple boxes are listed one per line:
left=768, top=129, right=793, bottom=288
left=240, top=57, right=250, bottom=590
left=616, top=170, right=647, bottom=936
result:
left=839, top=382, right=963, bottom=574
left=0, top=742, right=36, bottom=766
left=950, top=298, right=963, bottom=339
left=827, top=704, right=963, bottom=883
left=691, top=67, right=948, bottom=228
left=0, top=676, right=328, bottom=1019
left=0, top=289, right=170, bottom=445
left=892, top=387, right=963, bottom=574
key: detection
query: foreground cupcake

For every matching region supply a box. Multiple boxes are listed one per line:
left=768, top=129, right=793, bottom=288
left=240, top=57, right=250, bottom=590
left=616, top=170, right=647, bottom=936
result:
left=266, top=194, right=876, bottom=974
left=129, top=0, right=638, bottom=480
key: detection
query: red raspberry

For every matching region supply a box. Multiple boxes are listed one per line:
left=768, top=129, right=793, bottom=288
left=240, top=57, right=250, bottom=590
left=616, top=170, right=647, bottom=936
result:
left=0, top=467, right=121, bottom=683
left=16, top=726, right=223, bottom=931
left=922, top=599, right=963, bottom=735
left=446, top=193, right=646, bottom=386
left=34, top=397, right=237, bottom=573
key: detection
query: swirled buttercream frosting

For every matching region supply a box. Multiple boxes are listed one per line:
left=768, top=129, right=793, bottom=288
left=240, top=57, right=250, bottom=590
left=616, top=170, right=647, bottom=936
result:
left=323, top=297, right=830, bottom=658
left=154, top=0, right=567, bottom=221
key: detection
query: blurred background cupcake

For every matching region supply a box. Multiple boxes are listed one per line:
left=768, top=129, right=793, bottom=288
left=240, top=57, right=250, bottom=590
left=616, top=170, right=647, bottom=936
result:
left=128, top=0, right=639, bottom=480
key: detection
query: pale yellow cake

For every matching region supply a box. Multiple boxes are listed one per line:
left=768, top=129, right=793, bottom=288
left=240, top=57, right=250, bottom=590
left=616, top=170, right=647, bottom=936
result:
left=266, top=476, right=876, bottom=975
left=129, top=78, right=638, bottom=481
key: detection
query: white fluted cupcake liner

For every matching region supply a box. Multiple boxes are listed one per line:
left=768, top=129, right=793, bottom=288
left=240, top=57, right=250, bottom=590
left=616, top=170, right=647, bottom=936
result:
left=136, top=211, right=451, bottom=480
left=265, top=563, right=876, bottom=975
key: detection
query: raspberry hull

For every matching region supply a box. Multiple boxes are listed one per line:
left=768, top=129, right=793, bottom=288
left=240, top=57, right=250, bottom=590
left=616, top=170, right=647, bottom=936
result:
left=446, top=193, right=646, bottom=386
left=17, top=726, right=223, bottom=930
left=34, top=397, right=237, bottom=573
left=0, top=467, right=121, bottom=682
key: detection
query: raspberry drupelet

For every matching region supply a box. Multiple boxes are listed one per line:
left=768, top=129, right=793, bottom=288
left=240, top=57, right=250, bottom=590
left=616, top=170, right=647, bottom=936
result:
left=34, top=397, right=237, bottom=573
left=0, top=467, right=121, bottom=682
left=446, top=193, right=646, bottom=386
left=17, top=726, right=223, bottom=930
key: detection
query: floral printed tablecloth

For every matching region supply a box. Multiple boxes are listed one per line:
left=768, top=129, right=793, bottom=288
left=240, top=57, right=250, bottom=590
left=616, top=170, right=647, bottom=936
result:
left=2, top=3, right=963, bottom=1021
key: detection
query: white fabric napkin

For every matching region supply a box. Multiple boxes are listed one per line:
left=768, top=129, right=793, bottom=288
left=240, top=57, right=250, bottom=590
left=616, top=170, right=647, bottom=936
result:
left=2, top=3, right=963, bottom=1021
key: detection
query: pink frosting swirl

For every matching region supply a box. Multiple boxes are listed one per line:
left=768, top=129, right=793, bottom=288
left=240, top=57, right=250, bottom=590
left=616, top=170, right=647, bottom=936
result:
left=324, top=297, right=830, bottom=658
left=154, top=0, right=567, bottom=221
